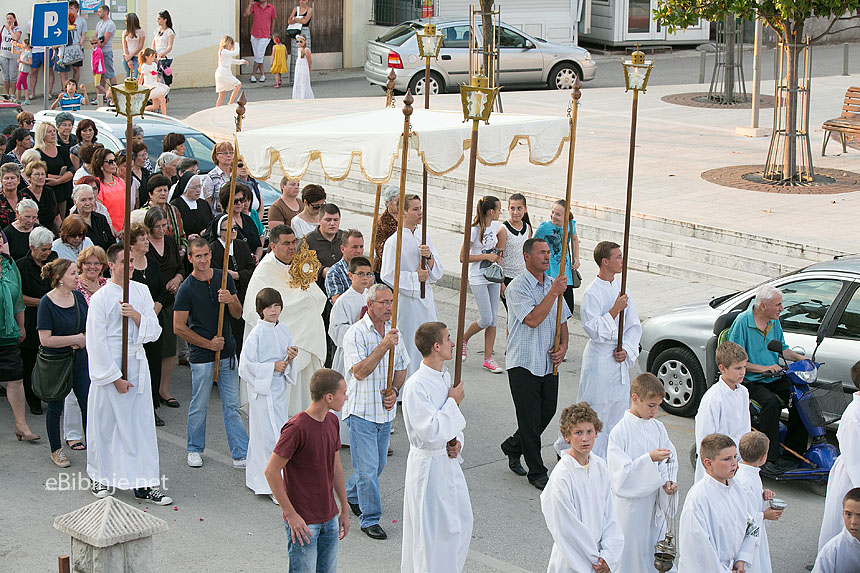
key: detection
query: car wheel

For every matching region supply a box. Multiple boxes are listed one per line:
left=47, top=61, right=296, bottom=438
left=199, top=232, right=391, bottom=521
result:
left=689, top=444, right=697, bottom=470
left=407, top=71, right=444, bottom=96
left=548, top=62, right=582, bottom=90
left=651, top=346, right=706, bottom=417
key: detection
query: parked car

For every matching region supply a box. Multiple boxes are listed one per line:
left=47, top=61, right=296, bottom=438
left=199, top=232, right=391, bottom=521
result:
left=32, top=109, right=280, bottom=207
left=0, top=97, right=24, bottom=131
left=638, top=257, right=860, bottom=417
left=365, top=19, right=597, bottom=95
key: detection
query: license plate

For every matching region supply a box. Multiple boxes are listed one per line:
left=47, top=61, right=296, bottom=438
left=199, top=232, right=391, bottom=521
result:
left=372, top=53, right=382, bottom=65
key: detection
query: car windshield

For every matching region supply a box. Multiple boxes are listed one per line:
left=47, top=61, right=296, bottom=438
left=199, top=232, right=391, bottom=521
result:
left=127, top=133, right=216, bottom=173
left=377, top=23, right=421, bottom=46
left=0, top=107, right=23, bottom=131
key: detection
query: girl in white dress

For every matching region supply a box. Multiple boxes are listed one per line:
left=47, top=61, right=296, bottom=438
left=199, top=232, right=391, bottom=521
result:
left=215, top=36, right=247, bottom=107
left=137, top=48, right=169, bottom=115
left=291, top=34, right=314, bottom=100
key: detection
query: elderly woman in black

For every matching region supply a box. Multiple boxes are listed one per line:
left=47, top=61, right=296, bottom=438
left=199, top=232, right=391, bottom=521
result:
left=209, top=213, right=255, bottom=355
left=72, top=182, right=116, bottom=251
left=170, top=173, right=212, bottom=238
left=144, top=207, right=182, bottom=409
left=216, top=182, right=263, bottom=261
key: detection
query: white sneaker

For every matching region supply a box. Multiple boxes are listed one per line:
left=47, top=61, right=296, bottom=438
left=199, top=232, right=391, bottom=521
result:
left=250, top=75, right=257, bottom=83
left=187, top=452, right=203, bottom=467
left=91, top=482, right=112, bottom=498
left=259, top=75, right=266, bottom=82
left=233, top=458, right=247, bottom=469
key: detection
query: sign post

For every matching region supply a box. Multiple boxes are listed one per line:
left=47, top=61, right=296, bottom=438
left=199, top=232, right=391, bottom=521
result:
left=31, top=2, right=69, bottom=110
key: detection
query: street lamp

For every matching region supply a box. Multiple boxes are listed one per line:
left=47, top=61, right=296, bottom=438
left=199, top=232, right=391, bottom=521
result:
left=109, top=77, right=151, bottom=377
left=452, top=74, right=500, bottom=393
left=617, top=46, right=653, bottom=354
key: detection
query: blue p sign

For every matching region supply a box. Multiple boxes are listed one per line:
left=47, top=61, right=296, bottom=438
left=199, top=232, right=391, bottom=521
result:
left=31, top=2, right=70, bottom=48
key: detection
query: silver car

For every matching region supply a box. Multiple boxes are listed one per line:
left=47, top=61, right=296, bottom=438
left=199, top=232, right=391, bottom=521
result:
left=638, top=257, right=860, bottom=417
left=365, top=19, right=597, bottom=95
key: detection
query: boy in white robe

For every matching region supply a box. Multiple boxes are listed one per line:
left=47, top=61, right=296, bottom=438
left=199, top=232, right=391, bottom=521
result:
left=541, top=402, right=624, bottom=573
left=86, top=244, right=172, bottom=505
left=818, top=360, right=860, bottom=551
left=328, top=256, right=375, bottom=447
left=607, top=373, right=678, bottom=573
left=679, top=433, right=759, bottom=573
left=571, top=241, right=641, bottom=459
left=735, top=432, right=784, bottom=573
left=401, top=322, right=470, bottom=573
left=381, top=194, right=443, bottom=379
left=814, top=487, right=860, bottom=573
left=694, top=341, right=751, bottom=482
left=239, top=288, right=298, bottom=502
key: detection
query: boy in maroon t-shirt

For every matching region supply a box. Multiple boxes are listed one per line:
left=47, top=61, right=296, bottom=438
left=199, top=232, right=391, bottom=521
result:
left=264, top=368, right=350, bottom=572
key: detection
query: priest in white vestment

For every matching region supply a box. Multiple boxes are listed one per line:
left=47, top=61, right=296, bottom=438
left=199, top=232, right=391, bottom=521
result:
left=242, top=226, right=327, bottom=416
left=381, top=195, right=443, bottom=378
left=607, top=410, right=678, bottom=573
left=86, top=247, right=165, bottom=496
left=819, top=392, right=860, bottom=551
left=240, top=301, right=298, bottom=498
left=401, top=322, right=471, bottom=573
left=570, top=242, right=641, bottom=459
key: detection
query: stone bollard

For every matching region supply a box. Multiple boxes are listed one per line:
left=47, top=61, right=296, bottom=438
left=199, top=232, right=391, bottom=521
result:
left=53, top=496, right=169, bottom=573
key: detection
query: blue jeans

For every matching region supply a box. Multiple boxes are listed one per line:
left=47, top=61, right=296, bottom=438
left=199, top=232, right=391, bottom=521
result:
left=284, top=515, right=339, bottom=573
left=344, top=415, right=390, bottom=528
left=123, top=56, right=139, bottom=79
left=187, top=357, right=248, bottom=460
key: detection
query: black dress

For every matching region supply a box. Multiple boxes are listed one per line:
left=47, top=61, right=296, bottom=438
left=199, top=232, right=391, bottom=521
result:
left=209, top=238, right=254, bottom=355
left=16, top=251, right=58, bottom=411
left=171, top=196, right=213, bottom=237
left=131, top=252, right=166, bottom=411
left=2, top=224, right=31, bottom=261
left=24, top=186, right=59, bottom=231
left=85, top=212, right=116, bottom=251
left=38, top=147, right=74, bottom=209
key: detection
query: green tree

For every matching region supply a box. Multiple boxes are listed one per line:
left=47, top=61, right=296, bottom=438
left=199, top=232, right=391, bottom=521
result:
left=654, top=0, right=860, bottom=183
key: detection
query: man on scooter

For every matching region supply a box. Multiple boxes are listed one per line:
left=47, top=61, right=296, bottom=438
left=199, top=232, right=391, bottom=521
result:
left=727, top=284, right=807, bottom=475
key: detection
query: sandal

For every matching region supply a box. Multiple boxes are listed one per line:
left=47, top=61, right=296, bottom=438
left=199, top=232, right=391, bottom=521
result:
left=67, top=441, right=86, bottom=450
left=160, top=396, right=180, bottom=408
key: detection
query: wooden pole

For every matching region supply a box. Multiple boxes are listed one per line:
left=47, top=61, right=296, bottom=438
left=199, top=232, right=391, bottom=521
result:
left=420, top=56, right=431, bottom=299
left=551, top=78, right=582, bottom=375
left=121, top=116, right=133, bottom=377
left=453, top=120, right=480, bottom=390
left=368, top=184, right=382, bottom=269
left=386, top=91, right=414, bottom=394
left=385, top=68, right=397, bottom=108
left=213, top=93, right=246, bottom=381
left=617, top=89, right=638, bottom=353
left=58, top=555, right=70, bottom=573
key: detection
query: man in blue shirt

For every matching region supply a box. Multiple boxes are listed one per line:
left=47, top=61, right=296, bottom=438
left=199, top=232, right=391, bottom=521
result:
left=727, top=284, right=806, bottom=473
left=501, top=237, right=570, bottom=490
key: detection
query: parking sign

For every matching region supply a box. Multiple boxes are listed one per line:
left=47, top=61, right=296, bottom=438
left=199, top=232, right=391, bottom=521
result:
left=31, top=2, right=70, bottom=48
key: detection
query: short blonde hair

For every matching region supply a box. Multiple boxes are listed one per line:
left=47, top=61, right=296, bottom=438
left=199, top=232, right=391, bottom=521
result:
left=738, top=431, right=769, bottom=463
left=700, top=433, right=735, bottom=463
left=559, top=402, right=602, bottom=438
left=631, top=372, right=664, bottom=400
left=24, top=160, right=47, bottom=178
left=76, top=245, right=108, bottom=272
left=716, top=341, right=748, bottom=369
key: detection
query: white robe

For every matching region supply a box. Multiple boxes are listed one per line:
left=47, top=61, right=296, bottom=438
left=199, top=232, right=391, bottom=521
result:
left=818, top=393, right=860, bottom=551
left=381, top=226, right=443, bottom=378
left=694, top=379, right=751, bottom=482
left=328, top=286, right=365, bottom=447
left=572, top=277, right=641, bottom=459
left=733, top=464, right=771, bottom=573
left=242, top=252, right=327, bottom=415
left=400, top=362, right=472, bottom=573
left=85, top=281, right=163, bottom=489
left=239, top=320, right=297, bottom=495
left=813, top=527, right=860, bottom=573
left=540, top=452, right=625, bottom=573
left=607, top=411, right=678, bottom=573
left=678, top=475, right=758, bottom=573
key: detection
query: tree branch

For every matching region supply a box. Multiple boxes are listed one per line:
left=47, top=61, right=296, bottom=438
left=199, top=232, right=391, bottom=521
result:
left=809, top=10, right=860, bottom=43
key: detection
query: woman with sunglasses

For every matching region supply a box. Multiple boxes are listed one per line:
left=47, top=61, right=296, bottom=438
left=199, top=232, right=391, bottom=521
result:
left=289, top=183, right=325, bottom=240
left=209, top=213, right=255, bottom=353
left=236, top=159, right=263, bottom=223
left=93, top=148, right=127, bottom=231
left=51, top=215, right=94, bottom=261
left=214, top=183, right=263, bottom=262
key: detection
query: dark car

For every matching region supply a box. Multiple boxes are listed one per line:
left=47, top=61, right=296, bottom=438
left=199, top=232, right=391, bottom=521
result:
left=0, top=98, right=24, bottom=132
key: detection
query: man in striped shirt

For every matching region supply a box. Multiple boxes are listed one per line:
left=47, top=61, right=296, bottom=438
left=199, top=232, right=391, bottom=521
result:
left=342, top=283, right=409, bottom=540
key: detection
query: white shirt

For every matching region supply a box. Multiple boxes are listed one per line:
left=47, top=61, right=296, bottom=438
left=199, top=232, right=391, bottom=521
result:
left=814, top=527, right=860, bottom=573
left=733, top=463, right=771, bottom=573
left=468, top=220, right=499, bottom=285
left=153, top=27, right=174, bottom=58
left=694, top=378, right=751, bottom=482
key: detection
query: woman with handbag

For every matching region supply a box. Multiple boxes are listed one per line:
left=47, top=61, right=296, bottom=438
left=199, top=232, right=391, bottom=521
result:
left=37, top=257, right=89, bottom=468
left=460, top=195, right=507, bottom=374
left=151, top=11, right=174, bottom=86
left=534, top=199, right=580, bottom=316
left=287, top=0, right=312, bottom=84
left=0, top=229, right=39, bottom=442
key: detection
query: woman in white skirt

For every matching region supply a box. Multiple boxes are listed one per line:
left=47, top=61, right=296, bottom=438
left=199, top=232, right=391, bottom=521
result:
left=215, top=36, right=247, bottom=107
left=291, top=34, right=314, bottom=100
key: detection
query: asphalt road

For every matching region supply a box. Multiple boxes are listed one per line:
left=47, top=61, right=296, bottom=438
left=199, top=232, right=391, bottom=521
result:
left=1, top=287, right=827, bottom=572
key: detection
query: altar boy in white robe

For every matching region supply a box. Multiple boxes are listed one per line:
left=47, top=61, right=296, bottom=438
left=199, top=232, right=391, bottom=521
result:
left=401, top=322, right=470, bottom=573
left=541, top=402, right=624, bottom=573
left=735, top=431, right=783, bottom=573
left=679, top=433, right=759, bottom=573
left=607, top=373, right=678, bottom=573
left=814, top=487, right=860, bottom=573
left=239, top=288, right=298, bottom=502
left=86, top=243, right=173, bottom=505
left=570, top=241, right=641, bottom=459
left=381, top=194, right=443, bottom=378
left=328, top=256, right=375, bottom=447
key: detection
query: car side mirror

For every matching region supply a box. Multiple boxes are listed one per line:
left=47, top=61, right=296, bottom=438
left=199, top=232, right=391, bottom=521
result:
left=525, top=40, right=535, bottom=49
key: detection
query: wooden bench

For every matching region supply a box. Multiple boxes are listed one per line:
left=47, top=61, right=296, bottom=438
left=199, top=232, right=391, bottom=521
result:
left=822, top=87, right=860, bottom=156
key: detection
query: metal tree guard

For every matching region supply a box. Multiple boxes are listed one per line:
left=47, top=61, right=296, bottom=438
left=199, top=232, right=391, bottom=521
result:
left=708, top=15, right=747, bottom=105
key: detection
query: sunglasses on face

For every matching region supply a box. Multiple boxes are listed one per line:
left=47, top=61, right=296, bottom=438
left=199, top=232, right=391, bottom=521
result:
left=310, top=201, right=326, bottom=209
left=105, top=159, right=117, bottom=164
left=220, top=226, right=239, bottom=233
left=233, top=197, right=244, bottom=204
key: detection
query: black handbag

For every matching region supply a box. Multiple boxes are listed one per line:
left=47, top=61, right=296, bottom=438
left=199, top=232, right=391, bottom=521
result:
left=32, top=296, right=80, bottom=403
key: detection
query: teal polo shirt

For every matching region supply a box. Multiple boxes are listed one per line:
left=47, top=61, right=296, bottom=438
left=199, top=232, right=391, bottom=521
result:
left=726, top=306, right=788, bottom=384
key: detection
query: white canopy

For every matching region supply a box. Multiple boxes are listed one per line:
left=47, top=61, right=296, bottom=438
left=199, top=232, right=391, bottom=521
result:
left=236, top=107, right=570, bottom=184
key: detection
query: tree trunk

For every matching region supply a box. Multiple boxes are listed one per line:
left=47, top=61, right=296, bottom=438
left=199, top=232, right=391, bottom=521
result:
left=481, top=0, right=494, bottom=76
left=782, top=23, right=802, bottom=183
left=724, top=14, right=735, bottom=103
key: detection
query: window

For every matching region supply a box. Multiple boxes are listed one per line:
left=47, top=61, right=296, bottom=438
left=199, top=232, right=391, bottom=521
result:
left=373, top=0, right=423, bottom=27
left=442, top=25, right=473, bottom=49
left=375, top=23, right=421, bottom=47
left=498, top=27, right=527, bottom=49
left=834, top=287, right=860, bottom=341
left=778, top=279, right=844, bottom=335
